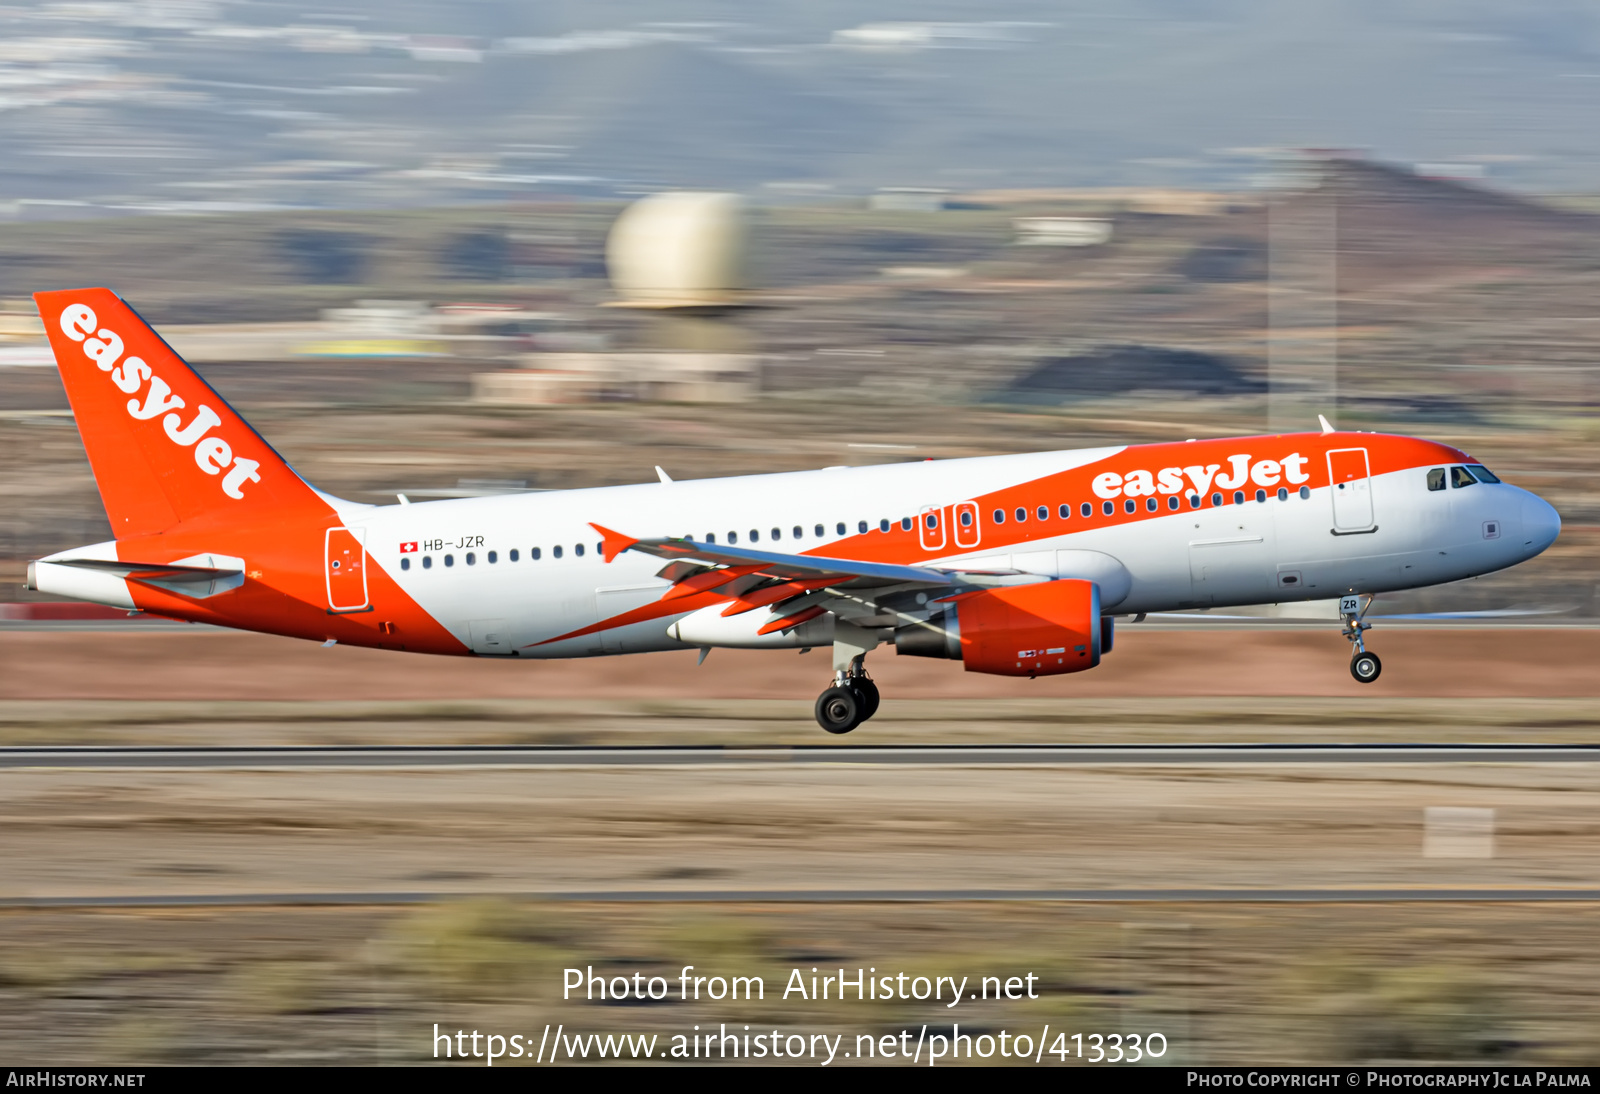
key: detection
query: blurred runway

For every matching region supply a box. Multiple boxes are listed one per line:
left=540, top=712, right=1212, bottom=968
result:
left=4, top=888, right=1599, bottom=907
left=3, top=743, right=1599, bottom=768
left=4, top=626, right=1600, bottom=699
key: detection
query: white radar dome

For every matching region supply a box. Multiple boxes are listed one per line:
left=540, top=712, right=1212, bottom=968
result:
left=606, top=192, right=749, bottom=307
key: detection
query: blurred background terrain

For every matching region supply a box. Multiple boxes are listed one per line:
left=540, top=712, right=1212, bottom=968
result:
left=4, top=0, right=1600, bottom=1069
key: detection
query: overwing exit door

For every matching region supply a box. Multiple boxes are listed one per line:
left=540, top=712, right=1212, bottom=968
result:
left=1327, top=448, right=1376, bottom=532
left=325, top=526, right=369, bottom=612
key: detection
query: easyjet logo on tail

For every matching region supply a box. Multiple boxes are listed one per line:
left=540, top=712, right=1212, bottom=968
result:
left=1092, top=452, right=1312, bottom=499
left=59, top=303, right=260, bottom=500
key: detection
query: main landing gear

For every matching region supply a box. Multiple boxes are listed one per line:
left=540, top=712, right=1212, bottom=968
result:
left=815, top=662, right=880, bottom=735
left=1340, top=595, right=1382, bottom=684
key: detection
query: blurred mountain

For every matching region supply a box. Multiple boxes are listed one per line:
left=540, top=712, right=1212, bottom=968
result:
left=5, top=0, right=1600, bottom=214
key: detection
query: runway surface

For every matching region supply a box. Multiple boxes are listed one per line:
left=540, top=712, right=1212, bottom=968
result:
left=2, top=743, right=1597, bottom=769
left=4, top=888, right=1598, bottom=908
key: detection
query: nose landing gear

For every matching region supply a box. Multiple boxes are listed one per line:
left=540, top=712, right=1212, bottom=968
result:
left=1340, top=595, right=1382, bottom=683
left=814, top=659, right=880, bottom=734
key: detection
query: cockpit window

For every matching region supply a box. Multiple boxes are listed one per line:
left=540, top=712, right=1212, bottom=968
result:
left=1467, top=465, right=1501, bottom=484
left=1426, top=468, right=1446, bottom=491
left=1450, top=466, right=1478, bottom=489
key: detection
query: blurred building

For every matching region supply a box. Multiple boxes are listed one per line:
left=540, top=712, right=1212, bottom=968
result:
left=870, top=188, right=949, bottom=213
left=474, top=352, right=758, bottom=405
left=1013, top=216, right=1113, bottom=247
left=0, top=298, right=50, bottom=366
left=475, top=191, right=760, bottom=404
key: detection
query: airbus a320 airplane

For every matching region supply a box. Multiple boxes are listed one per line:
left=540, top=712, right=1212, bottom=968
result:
left=27, top=289, right=1562, bottom=733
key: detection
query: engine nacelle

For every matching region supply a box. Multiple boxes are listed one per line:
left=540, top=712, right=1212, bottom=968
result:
left=894, top=579, right=1103, bottom=677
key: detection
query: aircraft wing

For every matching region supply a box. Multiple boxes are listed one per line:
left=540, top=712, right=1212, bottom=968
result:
left=592, top=523, right=957, bottom=588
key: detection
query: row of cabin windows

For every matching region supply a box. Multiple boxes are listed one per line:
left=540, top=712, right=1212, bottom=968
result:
left=991, top=485, right=1313, bottom=523
left=695, top=519, right=905, bottom=545
left=400, top=542, right=604, bottom=571
left=397, top=480, right=1341, bottom=573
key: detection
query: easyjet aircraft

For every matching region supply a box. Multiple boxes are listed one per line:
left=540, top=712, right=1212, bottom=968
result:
left=27, top=289, right=1562, bottom=733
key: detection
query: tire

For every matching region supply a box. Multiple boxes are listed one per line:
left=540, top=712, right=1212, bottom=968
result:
left=1350, top=651, right=1382, bottom=684
left=815, top=685, right=862, bottom=734
left=851, top=678, right=880, bottom=721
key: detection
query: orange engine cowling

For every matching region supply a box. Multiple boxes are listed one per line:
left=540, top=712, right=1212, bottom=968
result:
left=894, top=579, right=1104, bottom=677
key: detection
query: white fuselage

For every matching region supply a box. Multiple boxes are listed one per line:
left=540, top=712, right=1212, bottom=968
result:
left=325, top=445, right=1558, bottom=658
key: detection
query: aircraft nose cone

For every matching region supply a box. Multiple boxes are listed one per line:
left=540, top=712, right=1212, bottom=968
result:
left=1521, top=493, right=1561, bottom=554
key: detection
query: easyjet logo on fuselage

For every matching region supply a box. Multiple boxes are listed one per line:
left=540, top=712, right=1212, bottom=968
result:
left=59, top=303, right=260, bottom=500
left=1092, top=452, right=1312, bottom=499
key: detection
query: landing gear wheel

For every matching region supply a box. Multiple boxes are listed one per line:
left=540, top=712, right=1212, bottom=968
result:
left=1350, top=650, right=1382, bottom=684
left=851, top=678, right=880, bottom=721
left=815, top=685, right=863, bottom=734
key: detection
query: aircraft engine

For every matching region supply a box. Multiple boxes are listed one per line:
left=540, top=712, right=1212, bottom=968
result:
left=893, top=579, right=1104, bottom=676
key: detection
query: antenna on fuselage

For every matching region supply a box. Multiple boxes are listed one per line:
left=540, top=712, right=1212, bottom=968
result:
left=1318, top=414, right=1335, bottom=435
left=656, top=466, right=673, bottom=483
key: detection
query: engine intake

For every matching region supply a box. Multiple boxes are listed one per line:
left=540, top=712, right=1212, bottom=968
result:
left=894, top=579, right=1104, bottom=677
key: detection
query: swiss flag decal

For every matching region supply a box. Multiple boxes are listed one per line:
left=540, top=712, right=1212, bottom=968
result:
left=399, top=541, right=418, bottom=553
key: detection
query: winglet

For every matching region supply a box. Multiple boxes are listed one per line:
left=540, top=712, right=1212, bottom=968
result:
left=1318, top=413, right=1335, bottom=435
left=589, top=522, right=639, bottom=563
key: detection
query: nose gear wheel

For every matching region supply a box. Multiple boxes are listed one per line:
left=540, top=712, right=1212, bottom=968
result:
left=1340, top=595, right=1381, bottom=685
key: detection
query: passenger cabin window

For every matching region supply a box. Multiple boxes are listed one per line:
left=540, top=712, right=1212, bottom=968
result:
left=1059, top=504, right=1070, bottom=519
left=574, top=543, right=585, bottom=557
left=961, top=510, right=974, bottom=527
left=900, top=517, right=912, bottom=531
left=1123, top=499, right=1136, bottom=514
left=531, top=547, right=541, bottom=560
left=553, top=545, right=563, bottom=558
left=1082, top=503, right=1093, bottom=518
left=993, top=509, right=1006, bottom=524
left=1450, top=466, right=1478, bottom=489
left=1037, top=505, right=1049, bottom=521
left=1427, top=468, right=1446, bottom=491
left=859, top=521, right=869, bottom=534
left=1212, top=492, right=1223, bottom=507
left=835, top=523, right=845, bottom=536
left=1014, top=507, right=1027, bottom=522
left=880, top=519, right=891, bottom=533
left=509, top=549, right=519, bottom=562
left=1102, top=501, right=1114, bottom=516
left=401, top=557, right=410, bottom=571
left=816, top=524, right=825, bottom=537
left=423, top=556, right=432, bottom=569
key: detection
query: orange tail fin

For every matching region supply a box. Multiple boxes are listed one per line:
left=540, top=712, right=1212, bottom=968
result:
left=35, top=288, right=328, bottom=537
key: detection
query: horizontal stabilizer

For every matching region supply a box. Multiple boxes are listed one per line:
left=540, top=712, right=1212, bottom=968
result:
left=49, top=558, right=242, bottom=583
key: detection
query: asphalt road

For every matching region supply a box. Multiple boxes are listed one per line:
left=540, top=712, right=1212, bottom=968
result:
left=2, top=744, right=1597, bottom=768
